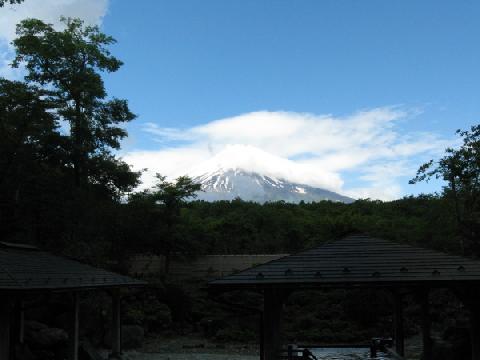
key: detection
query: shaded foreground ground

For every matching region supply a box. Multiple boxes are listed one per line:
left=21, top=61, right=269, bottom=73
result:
left=140, top=335, right=258, bottom=356
left=106, top=334, right=427, bottom=360
left=123, top=353, right=257, bottom=360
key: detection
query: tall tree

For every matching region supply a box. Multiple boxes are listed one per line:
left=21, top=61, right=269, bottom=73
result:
left=3, top=17, right=139, bottom=256
left=12, top=17, right=138, bottom=195
left=151, top=175, right=201, bottom=273
left=0, top=78, right=65, bottom=242
left=410, top=125, right=480, bottom=255
left=130, top=175, right=201, bottom=273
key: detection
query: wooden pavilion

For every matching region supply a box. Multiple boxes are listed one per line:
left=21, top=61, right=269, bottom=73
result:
left=0, top=241, right=145, bottom=360
left=209, top=234, right=480, bottom=360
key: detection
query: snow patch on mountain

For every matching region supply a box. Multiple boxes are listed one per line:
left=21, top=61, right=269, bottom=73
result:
left=192, top=169, right=353, bottom=203
left=189, top=144, right=342, bottom=192
left=188, top=145, right=354, bottom=204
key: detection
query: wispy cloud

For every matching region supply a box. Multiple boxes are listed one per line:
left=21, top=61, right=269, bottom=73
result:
left=142, top=123, right=196, bottom=143
left=0, top=0, right=109, bottom=79
left=124, top=108, right=452, bottom=200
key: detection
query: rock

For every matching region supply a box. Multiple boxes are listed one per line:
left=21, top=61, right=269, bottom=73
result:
left=26, top=321, right=49, bottom=332
left=32, top=350, right=54, bottom=360
left=79, top=340, right=103, bottom=360
left=28, top=328, right=68, bottom=349
left=104, top=325, right=144, bottom=350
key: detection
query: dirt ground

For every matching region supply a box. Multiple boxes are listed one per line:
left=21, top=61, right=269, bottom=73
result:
left=108, top=334, right=423, bottom=360
left=123, top=353, right=257, bottom=360
left=140, top=334, right=259, bottom=355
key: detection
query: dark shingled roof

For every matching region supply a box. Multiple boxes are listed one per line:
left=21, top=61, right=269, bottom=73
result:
left=209, top=234, right=480, bottom=289
left=0, top=242, right=146, bottom=291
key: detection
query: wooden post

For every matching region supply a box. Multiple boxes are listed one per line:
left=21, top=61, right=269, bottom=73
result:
left=470, top=307, right=480, bottom=360
left=262, top=288, right=284, bottom=360
left=453, top=287, right=480, bottom=360
left=110, top=289, right=122, bottom=359
left=370, top=339, right=377, bottom=358
left=19, top=301, right=24, bottom=345
left=393, top=292, right=405, bottom=357
left=287, top=344, right=293, bottom=360
left=68, top=292, right=80, bottom=360
left=420, top=289, right=432, bottom=360
left=15, top=299, right=25, bottom=345
left=259, top=315, right=264, bottom=360
left=0, top=297, right=12, bottom=360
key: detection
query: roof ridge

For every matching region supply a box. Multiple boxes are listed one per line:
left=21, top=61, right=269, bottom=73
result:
left=209, top=234, right=480, bottom=288
left=0, top=241, right=38, bottom=250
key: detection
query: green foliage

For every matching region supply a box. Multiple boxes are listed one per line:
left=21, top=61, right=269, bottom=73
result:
left=0, top=78, right=66, bottom=242
left=124, top=294, right=172, bottom=332
left=215, top=327, right=256, bottom=342
left=152, top=174, right=202, bottom=208
left=411, top=125, right=480, bottom=255
left=283, top=290, right=374, bottom=343
left=152, top=196, right=457, bottom=256
left=13, top=17, right=138, bottom=193
left=0, top=17, right=138, bottom=263
left=127, top=175, right=202, bottom=272
left=0, top=0, right=23, bottom=6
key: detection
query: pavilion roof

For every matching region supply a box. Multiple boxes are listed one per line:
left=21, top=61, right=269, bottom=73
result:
left=209, top=234, right=480, bottom=289
left=0, top=242, right=145, bottom=291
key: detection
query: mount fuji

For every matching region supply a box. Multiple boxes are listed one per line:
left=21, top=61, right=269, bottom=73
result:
left=189, top=145, right=354, bottom=204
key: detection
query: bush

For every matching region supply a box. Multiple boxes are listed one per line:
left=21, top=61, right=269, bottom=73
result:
left=123, top=295, right=172, bottom=332
left=215, top=327, right=256, bottom=342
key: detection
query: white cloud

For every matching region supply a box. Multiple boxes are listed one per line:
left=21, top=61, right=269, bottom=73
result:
left=343, top=161, right=411, bottom=200
left=123, top=108, right=452, bottom=201
left=0, top=0, right=109, bottom=79
left=124, top=146, right=211, bottom=190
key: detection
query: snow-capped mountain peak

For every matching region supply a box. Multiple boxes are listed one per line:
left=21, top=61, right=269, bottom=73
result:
left=190, top=144, right=287, bottom=180
left=189, top=145, right=354, bottom=204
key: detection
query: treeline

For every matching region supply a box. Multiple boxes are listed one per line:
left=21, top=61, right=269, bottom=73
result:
left=118, top=195, right=458, bottom=264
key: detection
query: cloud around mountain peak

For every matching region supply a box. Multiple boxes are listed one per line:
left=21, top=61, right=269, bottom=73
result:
left=124, top=108, right=452, bottom=201
left=188, top=144, right=344, bottom=193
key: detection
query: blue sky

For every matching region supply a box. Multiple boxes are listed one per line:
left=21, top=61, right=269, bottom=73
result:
left=1, top=0, right=479, bottom=199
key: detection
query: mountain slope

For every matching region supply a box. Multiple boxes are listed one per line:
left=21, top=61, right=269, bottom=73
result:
left=187, top=145, right=354, bottom=203
left=192, top=169, right=354, bottom=203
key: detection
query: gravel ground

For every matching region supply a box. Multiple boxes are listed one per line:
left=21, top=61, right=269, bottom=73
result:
left=124, top=352, right=257, bottom=360
left=140, top=334, right=258, bottom=356
left=101, top=335, right=259, bottom=360
left=99, top=334, right=423, bottom=360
